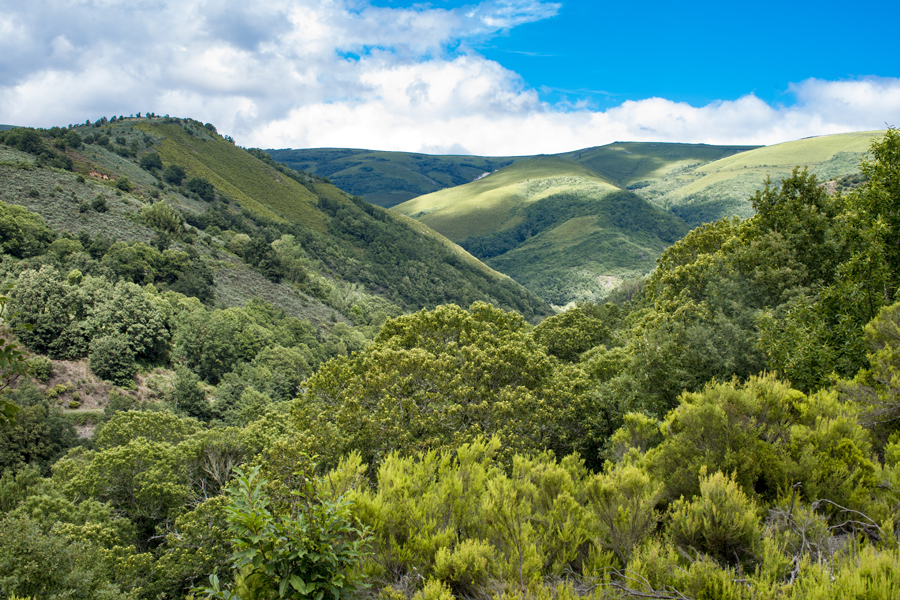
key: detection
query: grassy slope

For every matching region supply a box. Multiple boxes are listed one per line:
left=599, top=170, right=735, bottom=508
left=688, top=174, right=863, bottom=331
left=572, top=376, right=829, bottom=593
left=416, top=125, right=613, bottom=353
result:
left=561, top=141, right=758, bottom=188
left=393, top=155, right=689, bottom=305
left=145, top=124, right=327, bottom=231
left=267, top=148, right=523, bottom=208
left=393, top=156, right=620, bottom=240
left=1, top=119, right=549, bottom=319
left=641, top=131, right=883, bottom=225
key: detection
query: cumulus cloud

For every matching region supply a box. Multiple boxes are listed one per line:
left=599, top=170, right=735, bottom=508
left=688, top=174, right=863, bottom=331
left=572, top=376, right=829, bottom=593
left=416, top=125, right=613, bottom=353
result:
left=0, top=0, right=898, bottom=155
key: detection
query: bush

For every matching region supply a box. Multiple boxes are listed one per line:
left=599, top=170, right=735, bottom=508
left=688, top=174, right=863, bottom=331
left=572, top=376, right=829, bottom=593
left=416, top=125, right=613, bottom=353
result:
left=92, top=195, right=108, bottom=212
left=163, top=165, right=186, bottom=185
left=29, top=356, right=52, bottom=382
left=115, top=177, right=133, bottom=192
left=668, top=470, right=761, bottom=568
left=89, top=335, right=136, bottom=387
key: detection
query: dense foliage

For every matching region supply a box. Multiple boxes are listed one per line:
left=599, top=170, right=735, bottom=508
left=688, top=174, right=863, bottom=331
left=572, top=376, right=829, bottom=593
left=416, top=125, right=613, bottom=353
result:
left=0, top=124, right=899, bottom=599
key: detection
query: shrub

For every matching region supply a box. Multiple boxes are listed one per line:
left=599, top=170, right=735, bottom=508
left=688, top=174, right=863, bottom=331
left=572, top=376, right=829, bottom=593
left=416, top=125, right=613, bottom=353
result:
left=29, top=356, right=52, bottom=382
left=115, top=177, right=133, bottom=192
left=163, top=165, right=185, bottom=185
left=668, top=470, right=761, bottom=568
left=92, top=195, right=108, bottom=212
left=89, top=335, right=136, bottom=387
left=198, top=465, right=369, bottom=600
left=68, top=400, right=81, bottom=409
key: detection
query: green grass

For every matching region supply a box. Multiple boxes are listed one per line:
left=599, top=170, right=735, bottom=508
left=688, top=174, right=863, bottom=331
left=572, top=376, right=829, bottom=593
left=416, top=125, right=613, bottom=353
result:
left=144, top=123, right=327, bottom=231
left=647, top=131, right=884, bottom=225
left=393, top=156, right=619, bottom=240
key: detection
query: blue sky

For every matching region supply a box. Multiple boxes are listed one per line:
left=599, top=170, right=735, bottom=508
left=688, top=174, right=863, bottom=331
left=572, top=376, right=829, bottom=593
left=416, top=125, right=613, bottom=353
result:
left=1, top=0, right=898, bottom=154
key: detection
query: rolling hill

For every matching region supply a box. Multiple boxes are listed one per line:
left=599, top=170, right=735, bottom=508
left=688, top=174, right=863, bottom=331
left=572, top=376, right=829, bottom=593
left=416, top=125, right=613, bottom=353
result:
left=638, top=131, right=883, bottom=226
left=392, top=154, right=692, bottom=305
left=0, top=118, right=550, bottom=327
left=386, top=134, right=878, bottom=305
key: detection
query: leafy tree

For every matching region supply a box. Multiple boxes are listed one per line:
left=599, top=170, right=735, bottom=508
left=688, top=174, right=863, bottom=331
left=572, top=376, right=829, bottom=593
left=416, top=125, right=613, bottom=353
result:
left=187, top=176, right=216, bottom=201
left=198, top=465, right=369, bottom=600
left=89, top=334, right=136, bottom=386
left=164, top=164, right=186, bottom=185
left=0, top=200, right=56, bottom=258
left=173, top=308, right=242, bottom=384
left=532, top=305, right=610, bottom=362
left=175, top=366, right=211, bottom=421
left=296, top=303, right=601, bottom=468
left=0, top=513, right=127, bottom=599
left=140, top=152, right=164, bottom=171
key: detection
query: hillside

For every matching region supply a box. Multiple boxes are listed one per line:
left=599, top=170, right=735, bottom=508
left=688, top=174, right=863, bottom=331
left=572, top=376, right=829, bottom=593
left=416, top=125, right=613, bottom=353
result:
left=392, top=155, right=689, bottom=305
left=267, top=147, right=522, bottom=208
left=639, top=130, right=883, bottom=225
left=0, top=118, right=549, bottom=323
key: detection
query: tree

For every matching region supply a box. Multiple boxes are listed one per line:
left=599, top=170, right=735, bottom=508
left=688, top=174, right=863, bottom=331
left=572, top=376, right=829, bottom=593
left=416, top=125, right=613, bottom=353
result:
left=140, top=152, right=164, bottom=171
left=0, top=200, right=56, bottom=258
left=164, top=164, right=186, bottom=185
left=197, top=465, right=369, bottom=600
left=296, top=303, right=601, bottom=468
left=89, top=334, right=136, bottom=386
left=0, top=292, right=29, bottom=424
left=187, top=176, right=215, bottom=201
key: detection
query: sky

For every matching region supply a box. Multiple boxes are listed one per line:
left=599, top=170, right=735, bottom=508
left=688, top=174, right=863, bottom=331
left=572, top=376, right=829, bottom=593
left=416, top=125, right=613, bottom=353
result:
left=1, top=0, right=899, bottom=155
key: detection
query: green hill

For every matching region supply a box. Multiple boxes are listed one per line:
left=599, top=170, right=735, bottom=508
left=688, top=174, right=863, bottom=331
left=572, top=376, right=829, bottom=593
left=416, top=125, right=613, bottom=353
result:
left=0, top=118, right=550, bottom=325
left=267, top=147, right=522, bottom=208
left=638, top=131, right=883, bottom=226
left=393, top=155, right=689, bottom=305
left=561, top=141, right=758, bottom=188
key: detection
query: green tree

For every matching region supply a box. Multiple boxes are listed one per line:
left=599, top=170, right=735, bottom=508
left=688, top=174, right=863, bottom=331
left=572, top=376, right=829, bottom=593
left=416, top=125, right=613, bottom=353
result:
left=140, top=152, right=164, bottom=171
left=0, top=200, right=56, bottom=258
left=198, top=465, right=369, bottom=600
left=164, top=164, right=186, bottom=185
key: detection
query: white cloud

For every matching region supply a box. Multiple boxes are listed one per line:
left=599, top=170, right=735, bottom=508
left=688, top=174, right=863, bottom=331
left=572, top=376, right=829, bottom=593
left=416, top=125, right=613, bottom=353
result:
left=0, top=0, right=898, bottom=154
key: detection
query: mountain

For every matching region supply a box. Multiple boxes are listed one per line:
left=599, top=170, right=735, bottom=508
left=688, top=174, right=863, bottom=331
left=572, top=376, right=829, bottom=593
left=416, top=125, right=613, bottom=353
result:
left=0, top=125, right=15, bottom=131
left=267, top=148, right=522, bottom=208
left=0, top=117, right=550, bottom=326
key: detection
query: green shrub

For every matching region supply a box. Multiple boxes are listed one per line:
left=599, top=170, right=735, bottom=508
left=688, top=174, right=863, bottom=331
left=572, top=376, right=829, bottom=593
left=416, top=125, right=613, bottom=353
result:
left=668, top=470, right=761, bottom=568
left=115, top=177, right=133, bottom=192
left=89, top=335, right=136, bottom=387
left=29, top=356, right=52, bottom=382
left=198, top=465, right=369, bottom=600
left=68, top=400, right=81, bottom=409
left=91, top=195, right=108, bottom=212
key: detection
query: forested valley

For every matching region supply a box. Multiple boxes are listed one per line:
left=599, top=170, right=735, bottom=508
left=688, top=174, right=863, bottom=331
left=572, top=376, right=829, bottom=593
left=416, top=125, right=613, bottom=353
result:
left=1, top=120, right=900, bottom=599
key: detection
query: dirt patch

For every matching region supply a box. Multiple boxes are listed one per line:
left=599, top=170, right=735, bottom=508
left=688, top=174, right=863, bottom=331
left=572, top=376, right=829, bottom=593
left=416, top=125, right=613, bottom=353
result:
left=23, top=358, right=175, bottom=437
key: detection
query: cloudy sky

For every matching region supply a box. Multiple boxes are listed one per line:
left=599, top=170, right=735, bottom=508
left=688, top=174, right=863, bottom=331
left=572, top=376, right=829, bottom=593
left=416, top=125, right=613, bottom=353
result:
left=1, top=0, right=898, bottom=155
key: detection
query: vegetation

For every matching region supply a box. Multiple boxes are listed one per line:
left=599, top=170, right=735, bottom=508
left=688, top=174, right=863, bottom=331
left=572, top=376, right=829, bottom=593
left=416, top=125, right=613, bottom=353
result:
left=0, top=117, right=899, bottom=599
